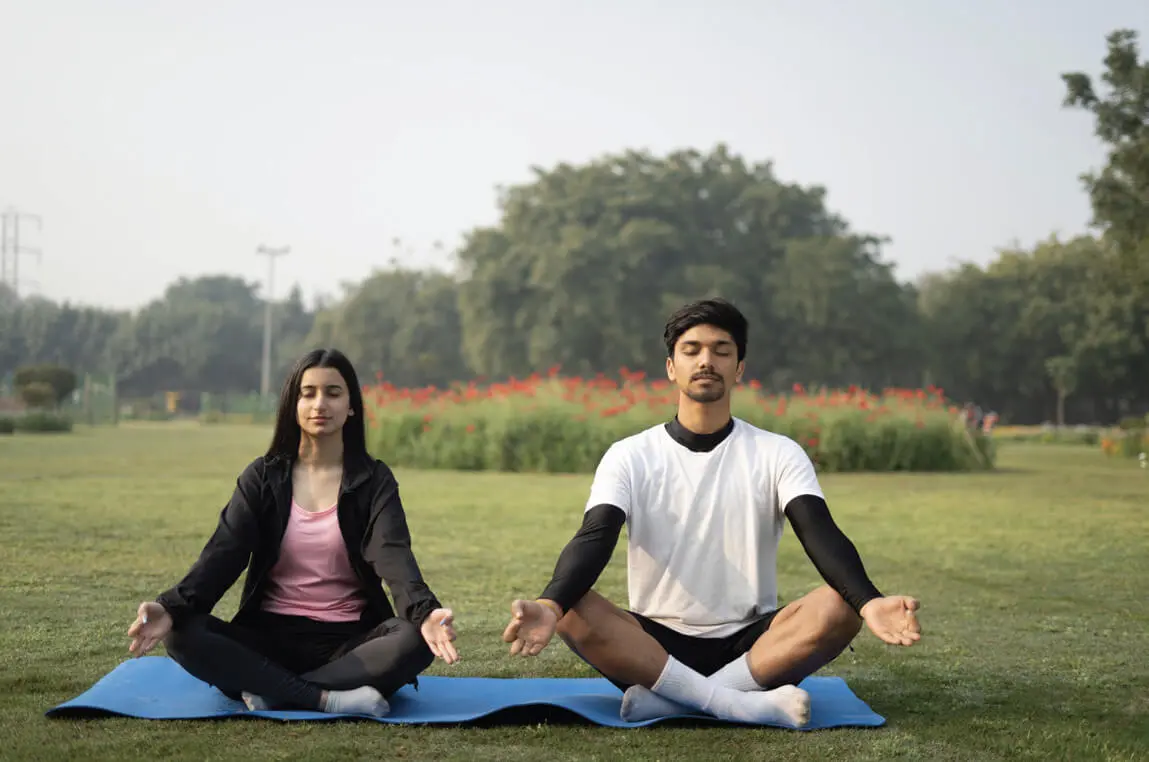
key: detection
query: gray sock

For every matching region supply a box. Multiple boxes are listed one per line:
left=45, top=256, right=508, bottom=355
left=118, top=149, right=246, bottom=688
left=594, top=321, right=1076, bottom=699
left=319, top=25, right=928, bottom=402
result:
left=321, top=686, right=390, bottom=717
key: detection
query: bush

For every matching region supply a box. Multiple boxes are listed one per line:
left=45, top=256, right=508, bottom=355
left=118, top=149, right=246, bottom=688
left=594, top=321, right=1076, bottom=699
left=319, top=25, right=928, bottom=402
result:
left=0, top=417, right=14, bottom=435
left=1100, top=427, right=1148, bottom=459
left=14, top=411, right=74, bottom=433
left=14, top=364, right=77, bottom=406
left=18, top=381, right=58, bottom=410
left=1117, top=415, right=1147, bottom=431
left=199, top=410, right=274, bottom=425
left=364, top=375, right=995, bottom=474
left=993, top=425, right=1101, bottom=446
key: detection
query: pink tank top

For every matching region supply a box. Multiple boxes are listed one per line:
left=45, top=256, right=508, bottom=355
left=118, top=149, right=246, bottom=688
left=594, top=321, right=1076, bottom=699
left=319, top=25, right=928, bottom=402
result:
left=261, top=501, right=366, bottom=622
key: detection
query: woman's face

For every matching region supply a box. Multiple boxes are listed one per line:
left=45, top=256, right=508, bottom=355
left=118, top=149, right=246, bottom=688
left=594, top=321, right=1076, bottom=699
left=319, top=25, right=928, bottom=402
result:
left=296, top=367, right=353, bottom=438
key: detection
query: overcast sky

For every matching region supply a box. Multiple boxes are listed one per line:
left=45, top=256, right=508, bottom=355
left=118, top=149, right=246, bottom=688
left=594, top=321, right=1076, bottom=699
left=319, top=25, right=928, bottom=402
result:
left=2, top=1, right=1146, bottom=311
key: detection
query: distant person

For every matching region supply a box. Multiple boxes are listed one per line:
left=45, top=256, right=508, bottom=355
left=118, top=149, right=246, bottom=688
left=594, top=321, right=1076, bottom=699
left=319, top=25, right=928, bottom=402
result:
left=501, top=299, right=921, bottom=727
left=961, top=402, right=984, bottom=431
left=127, top=348, right=457, bottom=717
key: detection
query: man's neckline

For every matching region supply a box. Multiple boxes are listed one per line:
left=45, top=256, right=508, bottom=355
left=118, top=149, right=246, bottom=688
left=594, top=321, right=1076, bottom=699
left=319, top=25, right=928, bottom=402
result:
left=663, top=416, right=736, bottom=453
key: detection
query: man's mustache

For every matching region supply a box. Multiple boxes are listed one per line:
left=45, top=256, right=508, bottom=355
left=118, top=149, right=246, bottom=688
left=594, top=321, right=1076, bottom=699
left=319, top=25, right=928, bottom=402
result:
left=692, top=372, right=722, bottom=381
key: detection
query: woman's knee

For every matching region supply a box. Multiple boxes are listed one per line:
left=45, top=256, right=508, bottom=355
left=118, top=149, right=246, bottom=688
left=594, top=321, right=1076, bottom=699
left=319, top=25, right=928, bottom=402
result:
left=401, top=619, right=435, bottom=668
left=376, top=618, right=434, bottom=663
left=162, top=614, right=213, bottom=658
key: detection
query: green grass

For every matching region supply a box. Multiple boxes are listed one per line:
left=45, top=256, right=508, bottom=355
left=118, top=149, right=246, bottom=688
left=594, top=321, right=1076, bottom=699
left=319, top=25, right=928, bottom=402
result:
left=1, top=424, right=1146, bottom=761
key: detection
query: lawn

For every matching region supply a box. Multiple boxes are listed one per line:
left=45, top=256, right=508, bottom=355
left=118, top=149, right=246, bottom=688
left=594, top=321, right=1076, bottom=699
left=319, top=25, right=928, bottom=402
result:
left=0, top=424, right=1146, bottom=761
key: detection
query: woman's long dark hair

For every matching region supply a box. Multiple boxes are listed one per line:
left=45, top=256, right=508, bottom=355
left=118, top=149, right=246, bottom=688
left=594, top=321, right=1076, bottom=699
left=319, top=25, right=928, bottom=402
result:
left=265, top=348, right=370, bottom=463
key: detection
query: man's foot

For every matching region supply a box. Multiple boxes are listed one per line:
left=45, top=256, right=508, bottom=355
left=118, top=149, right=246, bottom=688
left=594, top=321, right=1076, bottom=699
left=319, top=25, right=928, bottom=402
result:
left=321, top=686, right=391, bottom=717
left=242, top=692, right=270, bottom=711
left=623, top=683, right=810, bottom=727
left=620, top=684, right=693, bottom=722
left=735, top=685, right=810, bottom=728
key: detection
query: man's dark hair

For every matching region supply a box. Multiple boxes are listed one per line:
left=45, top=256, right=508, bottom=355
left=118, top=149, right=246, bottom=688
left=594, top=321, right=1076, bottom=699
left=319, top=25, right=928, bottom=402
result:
left=663, top=298, right=749, bottom=361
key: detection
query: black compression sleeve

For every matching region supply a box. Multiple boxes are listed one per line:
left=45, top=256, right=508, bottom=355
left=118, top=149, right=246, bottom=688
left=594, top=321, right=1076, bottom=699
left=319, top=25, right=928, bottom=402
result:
left=537, top=504, right=626, bottom=613
left=784, top=494, right=883, bottom=614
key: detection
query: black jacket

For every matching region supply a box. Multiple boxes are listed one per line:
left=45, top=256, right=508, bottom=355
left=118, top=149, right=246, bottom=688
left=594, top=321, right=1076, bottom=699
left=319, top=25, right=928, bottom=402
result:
left=156, top=451, right=442, bottom=631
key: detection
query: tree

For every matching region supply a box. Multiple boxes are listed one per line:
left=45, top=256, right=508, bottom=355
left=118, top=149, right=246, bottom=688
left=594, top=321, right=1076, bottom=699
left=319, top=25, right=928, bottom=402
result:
left=305, top=267, right=469, bottom=388
left=919, top=234, right=1147, bottom=424
left=455, top=144, right=905, bottom=386
left=19, top=381, right=57, bottom=410
left=1045, top=355, right=1078, bottom=427
left=109, top=276, right=265, bottom=395
left=14, top=364, right=78, bottom=406
left=272, top=284, right=320, bottom=381
left=0, top=282, right=17, bottom=313
left=1062, top=28, right=1149, bottom=309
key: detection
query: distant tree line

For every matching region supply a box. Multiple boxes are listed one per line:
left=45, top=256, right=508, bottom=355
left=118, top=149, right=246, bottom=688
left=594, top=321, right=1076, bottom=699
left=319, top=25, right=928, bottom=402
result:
left=1, top=29, right=1145, bottom=425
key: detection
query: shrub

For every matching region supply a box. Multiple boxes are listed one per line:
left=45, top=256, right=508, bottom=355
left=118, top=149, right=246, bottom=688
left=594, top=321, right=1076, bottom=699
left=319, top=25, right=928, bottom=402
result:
left=1100, top=427, right=1149, bottom=459
left=0, top=417, right=14, bottom=435
left=1117, top=415, right=1147, bottom=431
left=364, top=373, right=995, bottom=474
left=14, top=364, right=78, bottom=406
left=14, top=411, right=74, bottom=433
left=198, top=410, right=274, bottom=426
left=993, top=425, right=1101, bottom=446
left=18, top=381, right=58, bottom=410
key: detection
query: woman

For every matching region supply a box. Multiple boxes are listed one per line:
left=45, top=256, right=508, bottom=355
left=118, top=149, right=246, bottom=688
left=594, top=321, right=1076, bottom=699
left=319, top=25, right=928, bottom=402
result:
left=126, top=348, right=457, bottom=717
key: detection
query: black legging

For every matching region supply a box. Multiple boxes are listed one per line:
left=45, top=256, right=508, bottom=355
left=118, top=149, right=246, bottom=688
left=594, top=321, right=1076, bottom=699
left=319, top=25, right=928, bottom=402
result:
left=163, top=610, right=435, bottom=710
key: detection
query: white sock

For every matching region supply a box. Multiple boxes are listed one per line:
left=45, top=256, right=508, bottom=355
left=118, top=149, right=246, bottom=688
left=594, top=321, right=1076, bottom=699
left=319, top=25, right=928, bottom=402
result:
left=321, top=686, right=390, bottom=717
left=635, top=656, right=809, bottom=727
left=709, top=654, right=762, bottom=691
left=620, top=654, right=760, bottom=721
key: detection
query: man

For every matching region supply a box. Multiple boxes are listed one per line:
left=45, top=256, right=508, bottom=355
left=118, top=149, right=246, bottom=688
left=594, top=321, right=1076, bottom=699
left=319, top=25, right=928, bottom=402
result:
left=501, top=298, right=921, bottom=727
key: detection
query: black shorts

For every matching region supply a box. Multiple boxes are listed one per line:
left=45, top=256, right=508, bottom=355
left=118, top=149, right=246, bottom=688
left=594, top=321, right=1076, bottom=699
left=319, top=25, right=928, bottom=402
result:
left=595, top=608, right=782, bottom=691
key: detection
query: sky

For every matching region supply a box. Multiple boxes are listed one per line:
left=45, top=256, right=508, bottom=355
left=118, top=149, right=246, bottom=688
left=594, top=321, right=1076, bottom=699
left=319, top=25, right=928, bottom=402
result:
left=2, top=1, right=1147, bottom=312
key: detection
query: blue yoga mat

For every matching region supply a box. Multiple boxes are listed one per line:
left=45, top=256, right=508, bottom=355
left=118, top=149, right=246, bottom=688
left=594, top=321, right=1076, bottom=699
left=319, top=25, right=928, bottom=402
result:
left=45, top=656, right=886, bottom=729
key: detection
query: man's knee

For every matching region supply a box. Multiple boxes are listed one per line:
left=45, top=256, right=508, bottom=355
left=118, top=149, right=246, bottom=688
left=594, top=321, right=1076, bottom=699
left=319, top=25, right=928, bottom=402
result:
left=555, top=591, right=619, bottom=648
left=810, top=587, right=862, bottom=641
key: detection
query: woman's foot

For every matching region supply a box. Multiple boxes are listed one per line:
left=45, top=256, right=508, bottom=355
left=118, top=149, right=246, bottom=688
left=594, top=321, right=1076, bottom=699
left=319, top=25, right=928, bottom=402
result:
left=243, top=686, right=390, bottom=717
left=320, top=686, right=391, bottom=717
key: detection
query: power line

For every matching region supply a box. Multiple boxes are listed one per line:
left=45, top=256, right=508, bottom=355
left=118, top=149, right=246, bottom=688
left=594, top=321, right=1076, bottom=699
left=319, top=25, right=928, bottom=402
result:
left=1, top=207, right=43, bottom=298
left=256, top=244, right=290, bottom=399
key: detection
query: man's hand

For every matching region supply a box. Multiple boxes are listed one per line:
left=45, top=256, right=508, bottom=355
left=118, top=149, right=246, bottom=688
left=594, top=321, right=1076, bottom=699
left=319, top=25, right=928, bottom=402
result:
left=127, top=601, right=172, bottom=657
left=421, top=608, right=460, bottom=665
left=860, top=595, right=921, bottom=646
left=501, top=599, right=560, bottom=657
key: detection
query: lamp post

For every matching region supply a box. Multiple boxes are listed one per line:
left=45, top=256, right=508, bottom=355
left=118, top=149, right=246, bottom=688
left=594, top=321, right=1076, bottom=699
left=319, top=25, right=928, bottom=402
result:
left=256, top=244, right=290, bottom=400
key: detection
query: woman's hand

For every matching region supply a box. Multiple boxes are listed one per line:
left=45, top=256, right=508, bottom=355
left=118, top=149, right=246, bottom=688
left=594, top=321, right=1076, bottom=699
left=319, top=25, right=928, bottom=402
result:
left=420, top=608, right=460, bottom=665
left=127, top=602, right=172, bottom=657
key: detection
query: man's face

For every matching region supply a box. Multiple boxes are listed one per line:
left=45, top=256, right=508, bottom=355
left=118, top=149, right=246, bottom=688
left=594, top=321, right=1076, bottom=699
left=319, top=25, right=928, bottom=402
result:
left=666, top=324, right=743, bottom=404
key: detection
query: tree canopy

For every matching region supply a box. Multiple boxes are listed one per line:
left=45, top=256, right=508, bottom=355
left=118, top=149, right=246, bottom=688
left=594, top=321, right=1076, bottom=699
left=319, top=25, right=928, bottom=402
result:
left=2, top=28, right=1146, bottom=425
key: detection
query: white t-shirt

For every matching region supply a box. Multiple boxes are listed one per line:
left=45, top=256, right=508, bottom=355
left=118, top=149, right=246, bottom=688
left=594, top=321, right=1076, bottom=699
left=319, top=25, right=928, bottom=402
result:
left=585, top=417, right=825, bottom=638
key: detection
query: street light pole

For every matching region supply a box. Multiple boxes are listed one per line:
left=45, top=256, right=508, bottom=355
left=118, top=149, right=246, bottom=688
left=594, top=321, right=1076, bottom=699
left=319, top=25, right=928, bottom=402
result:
left=256, top=244, right=290, bottom=400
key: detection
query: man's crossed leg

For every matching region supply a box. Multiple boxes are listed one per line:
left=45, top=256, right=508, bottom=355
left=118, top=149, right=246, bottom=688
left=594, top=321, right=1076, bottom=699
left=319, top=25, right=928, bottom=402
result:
left=503, top=585, right=862, bottom=727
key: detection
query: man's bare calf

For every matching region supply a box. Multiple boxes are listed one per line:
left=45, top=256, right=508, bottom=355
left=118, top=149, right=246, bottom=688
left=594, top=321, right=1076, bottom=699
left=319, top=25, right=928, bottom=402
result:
left=551, top=586, right=860, bottom=725
left=744, top=585, right=863, bottom=688
left=554, top=590, right=846, bottom=727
